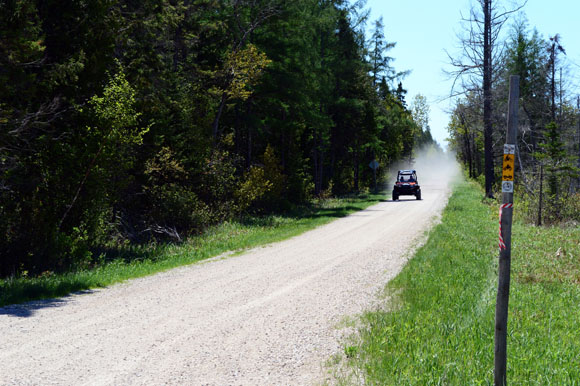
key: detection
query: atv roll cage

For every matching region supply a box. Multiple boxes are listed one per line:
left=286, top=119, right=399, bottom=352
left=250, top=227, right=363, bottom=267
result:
left=392, top=169, right=421, bottom=201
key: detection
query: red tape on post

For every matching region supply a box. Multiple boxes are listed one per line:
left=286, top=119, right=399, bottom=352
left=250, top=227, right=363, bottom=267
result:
left=498, top=203, right=513, bottom=250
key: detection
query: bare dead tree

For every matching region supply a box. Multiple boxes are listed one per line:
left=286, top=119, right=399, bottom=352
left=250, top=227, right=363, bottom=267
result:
left=446, top=0, right=527, bottom=198
left=482, top=0, right=494, bottom=198
left=548, top=34, right=566, bottom=122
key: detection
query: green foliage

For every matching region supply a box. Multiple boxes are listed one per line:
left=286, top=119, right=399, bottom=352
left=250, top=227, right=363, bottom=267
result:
left=51, top=227, right=93, bottom=270
left=264, top=144, right=286, bottom=207
left=518, top=190, right=580, bottom=225
left=410, top=93, right=438, bottom=152
left=199, top=147, right=240, bottom=220
left=224, top=44, right=272, bottom=101
left=0, top=1, right=45, bottom=69
left=1, top=0, right=426, bottom=276
left=144, top=147, right=211, bottom=235
left=85, top=65, right=149, bottom=145
left=236, top=166, right=272, bottom=212
left=536, top=121, right=579, bottom=196
left=58, top=65, right=149, bottom=237
left=0, top=0, right=122, bottom=275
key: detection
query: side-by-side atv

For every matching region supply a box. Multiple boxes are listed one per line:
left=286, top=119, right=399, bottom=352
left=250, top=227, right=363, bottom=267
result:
left=392, top=169, right=421, bottom=201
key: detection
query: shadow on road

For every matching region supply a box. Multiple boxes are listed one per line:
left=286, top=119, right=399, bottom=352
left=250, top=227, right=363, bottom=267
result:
left=0, top=280, right=97, bottom=316
left=0, top=290, right=94, bottom=318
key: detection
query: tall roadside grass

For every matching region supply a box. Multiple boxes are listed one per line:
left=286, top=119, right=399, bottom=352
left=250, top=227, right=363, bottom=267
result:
left=340, top=180, right=580, bottom=385
left=0, top=192, right=386, bottom=307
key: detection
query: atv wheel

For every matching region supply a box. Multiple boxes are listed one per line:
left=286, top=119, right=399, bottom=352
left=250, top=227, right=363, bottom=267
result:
left=416, top=192, right=421, bottom=200
left=392, top=193, right=398, bottom=201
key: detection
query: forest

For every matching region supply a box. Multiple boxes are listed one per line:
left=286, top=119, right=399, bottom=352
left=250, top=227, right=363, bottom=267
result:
left=446, top=1, right=579, bottom=225
left=0, top=0, right=438, bottom=276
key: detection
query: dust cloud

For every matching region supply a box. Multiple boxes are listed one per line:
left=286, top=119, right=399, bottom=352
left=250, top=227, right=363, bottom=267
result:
left=381, top=146, right=461, bottom=190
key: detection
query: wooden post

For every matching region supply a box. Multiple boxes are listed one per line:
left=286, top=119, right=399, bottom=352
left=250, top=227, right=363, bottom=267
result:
left=494, top=75, right=519, bottom=386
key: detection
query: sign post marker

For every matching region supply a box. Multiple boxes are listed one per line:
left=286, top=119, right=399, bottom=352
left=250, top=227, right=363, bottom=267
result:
left=494, top=75, right=519, bottom=386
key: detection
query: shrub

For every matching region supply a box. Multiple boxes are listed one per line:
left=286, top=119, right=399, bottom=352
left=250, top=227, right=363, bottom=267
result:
left=144, top=147, right=212, bottom=237
left=261, top=144, right=286, bottom=208
left=235, top=166, right=272, bottom=213
left=199, top=148, right=240, bottom=219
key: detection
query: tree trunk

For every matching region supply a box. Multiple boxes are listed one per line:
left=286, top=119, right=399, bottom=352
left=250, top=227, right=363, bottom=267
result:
left=476, top=144, right=483, bottom=176
left=247, top=127, right=252, bottom=169
left=537, top=163, right=543, bottom=226
left=313, top=130, right=324, bottom=196
left=212, top=93, right=227, bottom=142
left=318, top=146, right=324, bottom=195
left=353, top=149, right=359, bottom=192
left=550, top=46, right=556, bottom=122
left=246, top=101, right=252, bottom=167
left=281, top=109, right=287, bottom=170
left=483, top=0, right=494, bottom=198
left=522, top=105, right=537, bottom=153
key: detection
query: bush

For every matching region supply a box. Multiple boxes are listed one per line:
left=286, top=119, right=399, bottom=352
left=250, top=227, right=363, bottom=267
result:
left=518, top=190, right=580, bottom=225
left=199, top=148, right=240, bottom=220
left=235, top=166, right=272, bottom=213
left=146, top=183, right=211, bottom=235
left=51, top=227, right=93, bottom=270
left=144, top=147, right=212, bottom=237
left=261, top=144, right=286, bottom=208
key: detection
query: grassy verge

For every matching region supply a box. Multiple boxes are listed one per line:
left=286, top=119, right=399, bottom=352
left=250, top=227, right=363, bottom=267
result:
left=0, top=192, right=386, bottom=307
left=340, top=180, right=580, bottom=385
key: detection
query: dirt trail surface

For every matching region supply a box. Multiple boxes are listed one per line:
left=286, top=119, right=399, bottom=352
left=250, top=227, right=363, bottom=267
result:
left=1, top=161, right=457, bottom=386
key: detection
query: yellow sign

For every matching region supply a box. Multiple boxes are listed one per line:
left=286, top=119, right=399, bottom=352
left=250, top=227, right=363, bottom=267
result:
left=502, top=154, right=514, bottom=181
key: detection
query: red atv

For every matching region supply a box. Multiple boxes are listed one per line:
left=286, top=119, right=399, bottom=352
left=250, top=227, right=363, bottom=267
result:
left=392, top=169, right=421, bottom=201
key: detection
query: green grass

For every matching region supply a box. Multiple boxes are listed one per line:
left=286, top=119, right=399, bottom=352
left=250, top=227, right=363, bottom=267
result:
left=340, top=180, right=580, bottom=385
left=0, top=192, right=386, bottom=307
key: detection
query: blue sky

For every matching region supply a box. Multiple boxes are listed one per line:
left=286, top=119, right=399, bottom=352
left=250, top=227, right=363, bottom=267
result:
left=364, top=0, right=580, bottom=148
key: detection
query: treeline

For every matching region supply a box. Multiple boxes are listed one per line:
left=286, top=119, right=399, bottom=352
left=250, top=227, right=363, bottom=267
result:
left=0, top=0, right=436, bottom=276
left=447, top=10, right=579, bottom=224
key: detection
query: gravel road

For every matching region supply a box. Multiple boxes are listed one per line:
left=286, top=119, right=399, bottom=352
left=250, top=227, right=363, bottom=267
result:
left=1, top=161, right=457, bottom=386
